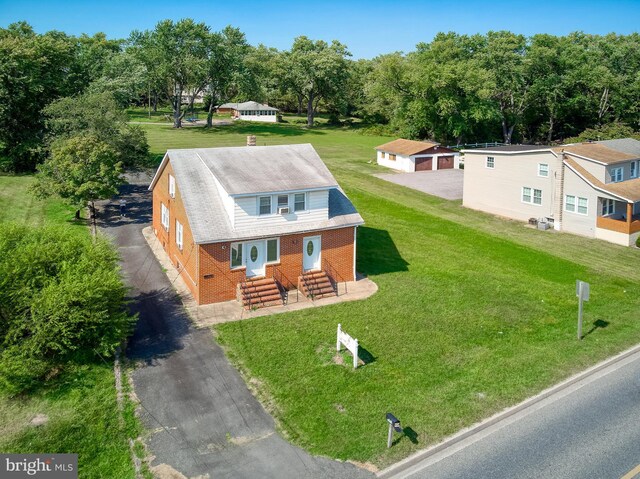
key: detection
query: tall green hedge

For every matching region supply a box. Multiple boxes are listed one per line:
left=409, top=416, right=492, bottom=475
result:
left=0, top=224, right=134, bottom=394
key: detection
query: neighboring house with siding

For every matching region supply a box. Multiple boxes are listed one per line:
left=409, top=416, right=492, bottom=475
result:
left=375, top=138, right=460, bottom=172
left=462, top=139, right=640, bottom=246
left=217, top=101, right=278, bottom=123
left=149, top=143, right=363, bottom=307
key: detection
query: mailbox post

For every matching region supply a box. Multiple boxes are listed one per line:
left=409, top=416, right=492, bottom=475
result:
left=386, top=413, right=402, bottom=448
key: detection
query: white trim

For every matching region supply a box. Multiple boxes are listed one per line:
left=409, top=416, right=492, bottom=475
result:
left=353, top=226, right=357, bottom=281
left=562, top=151, right=609, bottom=166
left=169, top=174, right=176, bottom=198
left=538, top=163, right=549, bottom=177
left=265, top=237, right=280, bottom=264
left=175, top=220, right=184, bottom=249
left=486, top=156, right=495, bottom=169
left=148, top=152, right=170, bottom=191
left=194, top=223, right=364, bottom=245
left=521, top=186, right=542, bottom=206
left=161, top=203, right=170, bottom=231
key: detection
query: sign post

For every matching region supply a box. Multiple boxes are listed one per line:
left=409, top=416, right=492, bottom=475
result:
left=576, top=280, right=590, bottom=340
left=337, top=324, right=359, bottom=369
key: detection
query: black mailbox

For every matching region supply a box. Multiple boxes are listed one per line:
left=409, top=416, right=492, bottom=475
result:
left=386, top=413, right=402, bottom=432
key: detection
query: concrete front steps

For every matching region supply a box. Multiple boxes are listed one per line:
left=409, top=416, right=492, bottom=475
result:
left=298, top=270, right=337, bottom=300
left=239, top=277, right=283, bottom=309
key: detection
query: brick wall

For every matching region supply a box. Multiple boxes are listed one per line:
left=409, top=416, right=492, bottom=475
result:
left=198, top=226, right=356, bottom=305
left=151, top=159, right=199, bottom=303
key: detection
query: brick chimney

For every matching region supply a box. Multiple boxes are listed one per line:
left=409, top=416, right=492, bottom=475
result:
left=247, top=135, right=256, bottom=146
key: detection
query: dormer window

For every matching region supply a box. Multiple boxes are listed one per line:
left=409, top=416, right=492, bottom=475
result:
left=259, top=196, right=271, bottom=215
left=611, top=167, right=623, bottom=183
left=277, top=195, right=289, bottom=210
left=294, top=193, right=306, bottom=212
left=631, top=161, right=638, bottom=179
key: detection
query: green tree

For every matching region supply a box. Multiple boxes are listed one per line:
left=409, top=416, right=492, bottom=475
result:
left=204, top=26, right=252, bottom=127
left=280, top=36, right=351, bottom=126
left=44, top=90, right=149, bottom=167
left=0, top=223, right=133, bottom=394
left=0, top=22, right=76, bottom=171
left=131, top=19, right=211, bottom=128
left=32, top=134, right=124, bottom=231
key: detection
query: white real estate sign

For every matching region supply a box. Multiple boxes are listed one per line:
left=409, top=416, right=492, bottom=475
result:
left=337, top=323, right=359, bottom=369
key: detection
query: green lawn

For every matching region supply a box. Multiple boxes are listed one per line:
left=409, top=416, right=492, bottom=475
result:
left=0, top=175, right=140, bottom=478
left=136, top=121, right=640, bottom=467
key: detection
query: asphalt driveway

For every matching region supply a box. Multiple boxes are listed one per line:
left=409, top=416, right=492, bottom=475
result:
left=99, top=171, right=372, bottom=479
left=374, top=169, right=464, bottom=200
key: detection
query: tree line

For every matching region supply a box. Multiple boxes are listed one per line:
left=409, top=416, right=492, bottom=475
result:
left=1, top=20, right=639, bottom=176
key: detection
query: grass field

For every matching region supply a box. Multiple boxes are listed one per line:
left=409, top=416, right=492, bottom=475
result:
left=134, top=120, right=640, bottom=467
left=0, top=176, right=140, bottom=478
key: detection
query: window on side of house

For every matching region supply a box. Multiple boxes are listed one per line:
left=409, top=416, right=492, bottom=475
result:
left=522, top=187, right=542, bottom=205
left=486, top=156, right=495, bottom=168
left=565, top=195, right=576, bottom=212
left=533, top=189, right=542, bottom=205
left=259, top=196, right=272, bottom=215
left=169, top=175, right=176, bottom=198
left=230, top=242, right=243, bottom=268
left=380, top=151, right=385, bottom=159
left=577, top=197, right=588, bottom=215
left=161, top=203, right=170, bottom=230
left=266, top=238, right=279, bottom=263
left=631, top=161, right=638, bottom=179
left=277, top=194, right=289, bottom=210
left=602, top=198, right=614, bottom=216
left=389, top=153, right=396, bottom=161
left=294, top=193, right=306, bottom=212
left=611, top=167, right=623, bottom=183
left=538, top=163, right=549, bottom=177
left=175, top=220, right=183, bottom=250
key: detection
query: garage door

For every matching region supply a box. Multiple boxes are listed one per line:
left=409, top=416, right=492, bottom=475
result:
left=437, top=156, right=454, bottom=170
left=415, top=157, right=432, bottom=171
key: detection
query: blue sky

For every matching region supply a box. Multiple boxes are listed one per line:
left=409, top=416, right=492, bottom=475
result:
left=0, top=0, right=638, bottom=58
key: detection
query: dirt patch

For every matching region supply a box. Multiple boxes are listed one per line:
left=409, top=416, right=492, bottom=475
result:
left=332, top=353, right=345, bottom=366
left=151, top=463, right=210, bottom=479
left=348, top=460, right=379, bottom=473
left=29, top=413, right=48, bottom=427
left=334, top=404, right=346, bottom=413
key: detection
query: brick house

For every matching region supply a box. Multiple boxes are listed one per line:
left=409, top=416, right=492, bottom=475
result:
left=149, top=143, right=364, bottom=307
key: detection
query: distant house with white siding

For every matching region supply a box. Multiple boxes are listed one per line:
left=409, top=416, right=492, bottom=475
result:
left=217, top=101, right=278, bottom=123
left=462, top=139, right=640, bottom=246
left=375, top=139, right=460, bottom=172
left=149, top=142, right=363, bottom=308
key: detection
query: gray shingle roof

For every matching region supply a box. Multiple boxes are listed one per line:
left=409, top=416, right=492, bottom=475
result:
left=596, top=138, right=640, bottom=158
left=218, top=101, right=278, bottom=111
left=149, top=144, right=363, bottom=244
left=463, top=144, right=550, bottom=153
left=188, top=144, right=338, bottom=195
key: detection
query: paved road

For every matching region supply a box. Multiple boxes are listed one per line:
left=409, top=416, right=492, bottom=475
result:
left=100, top=171, right=371, bottom=479
left=374, top=170, right=463, bottom=200
left=385, top=349, right=640, bottom=479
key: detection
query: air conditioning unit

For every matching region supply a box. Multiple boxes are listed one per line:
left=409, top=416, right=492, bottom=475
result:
left=278, top=207, right=290, bottom=215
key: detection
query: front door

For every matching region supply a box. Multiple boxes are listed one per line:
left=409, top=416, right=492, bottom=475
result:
left=303, top=236, right=321, bottom=271
left=245, top=241, right=265, bottom=277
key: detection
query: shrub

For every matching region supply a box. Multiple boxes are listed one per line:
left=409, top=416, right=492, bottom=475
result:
left=636, top=235, right=640, bottom=248
left=0, top=224, right=134, bottom=394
